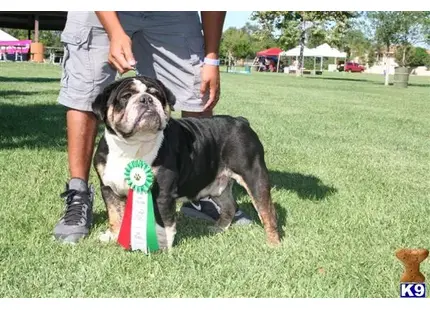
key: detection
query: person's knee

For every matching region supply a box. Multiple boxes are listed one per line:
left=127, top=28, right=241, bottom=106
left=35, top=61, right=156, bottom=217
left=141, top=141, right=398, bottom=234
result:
left=66, top=108, right=100, bottom=127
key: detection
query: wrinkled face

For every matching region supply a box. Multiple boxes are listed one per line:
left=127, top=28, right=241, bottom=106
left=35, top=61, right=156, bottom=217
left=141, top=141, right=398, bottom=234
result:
left=93, top=76, right=175, bottom=138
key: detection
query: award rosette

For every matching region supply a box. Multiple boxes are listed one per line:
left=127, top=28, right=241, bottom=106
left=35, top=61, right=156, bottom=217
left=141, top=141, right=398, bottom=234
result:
left=117, top=159, right=159, bottom=254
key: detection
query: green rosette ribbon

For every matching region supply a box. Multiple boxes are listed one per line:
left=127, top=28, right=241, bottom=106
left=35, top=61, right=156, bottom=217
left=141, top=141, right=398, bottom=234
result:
left=123, top=159, right=159, bottom=253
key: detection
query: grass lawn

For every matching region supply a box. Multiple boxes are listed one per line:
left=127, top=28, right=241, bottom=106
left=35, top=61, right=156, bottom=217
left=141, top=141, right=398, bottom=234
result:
left=0, top=62, right=429, bottom=298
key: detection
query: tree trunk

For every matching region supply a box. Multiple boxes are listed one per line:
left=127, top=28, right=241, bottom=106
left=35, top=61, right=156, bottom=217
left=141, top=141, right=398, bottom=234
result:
left=402, top=47, right=406, bottom=67
left=296, top=22, right=306, bottom=77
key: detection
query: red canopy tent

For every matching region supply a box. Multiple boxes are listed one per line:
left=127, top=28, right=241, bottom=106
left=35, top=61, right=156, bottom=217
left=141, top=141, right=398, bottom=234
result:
left=256, top=47, right=283, bottom=57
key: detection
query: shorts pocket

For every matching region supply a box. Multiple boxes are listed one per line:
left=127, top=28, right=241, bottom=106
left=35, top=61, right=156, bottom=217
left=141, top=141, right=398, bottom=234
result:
left=184, top=35, right=205, bottom=99
left=60, top=23, right=94, bottom=94
left=61, top=21, right=92, bottom=48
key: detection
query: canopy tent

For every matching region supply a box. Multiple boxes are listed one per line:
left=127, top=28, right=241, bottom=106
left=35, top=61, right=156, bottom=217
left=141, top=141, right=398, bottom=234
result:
left=276, top=45, right=318, bottom=72
left=0, top=12, right=67, bottom=42
left=311, top=43, right=347, bottom=70
left=331, top=48, right=347, bottom=58
left=312, top=43, right=347, bottom=58
left=281, top=46, right=316, bottom=57
left=256, top=47, right=283, bottom=57
left=0, top=29, right=31, bottom=59
left=0, top=29, right=18, bottom=41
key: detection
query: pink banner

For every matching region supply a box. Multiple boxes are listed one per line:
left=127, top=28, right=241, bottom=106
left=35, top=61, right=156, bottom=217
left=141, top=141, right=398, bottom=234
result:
left=0, top=40, right=32, bottom=54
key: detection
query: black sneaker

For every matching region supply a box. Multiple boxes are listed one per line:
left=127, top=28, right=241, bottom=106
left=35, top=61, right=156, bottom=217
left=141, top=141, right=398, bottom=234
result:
left=180, top=197, right=253, bottom=225
left=53, top=178, right=94, bottom=243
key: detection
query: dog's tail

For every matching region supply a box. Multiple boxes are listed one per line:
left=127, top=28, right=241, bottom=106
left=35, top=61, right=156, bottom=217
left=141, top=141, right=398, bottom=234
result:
left=236, top=116, right=250, bottom=127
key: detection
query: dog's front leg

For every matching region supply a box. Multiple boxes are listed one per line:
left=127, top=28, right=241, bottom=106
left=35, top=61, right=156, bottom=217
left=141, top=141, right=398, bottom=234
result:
left=99, top=185, right=126, bottom=243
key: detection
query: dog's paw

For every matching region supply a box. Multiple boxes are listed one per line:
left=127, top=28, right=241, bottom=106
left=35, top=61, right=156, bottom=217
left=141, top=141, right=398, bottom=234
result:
left=99, top=230, right=118, bottom=243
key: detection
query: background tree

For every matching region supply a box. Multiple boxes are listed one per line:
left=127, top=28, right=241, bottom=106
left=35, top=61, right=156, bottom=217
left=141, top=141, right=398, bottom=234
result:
left=219, top=27, right=253, bottom=60
left=366, top=11, right=430, bottom=85
left=241, top=22, right=277, bottom=54
left=220, top=23, right=277, bottom=64
left=395, top=46, right=430, bottom=68
left=340, top=28, right=372, bottom=63
left=251, top=11, right=357, bottom=76
left=366, top=11, right=403, bottom=85
left=392, top=11, right=430, bottom=66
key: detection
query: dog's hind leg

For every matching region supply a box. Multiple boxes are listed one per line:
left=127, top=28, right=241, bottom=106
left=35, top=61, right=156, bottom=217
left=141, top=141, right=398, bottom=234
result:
left=99, top=185, right=126, bottom=243
left=210, top=180, right=238, bottom=232
left=232, top=161, right=280, bottom=245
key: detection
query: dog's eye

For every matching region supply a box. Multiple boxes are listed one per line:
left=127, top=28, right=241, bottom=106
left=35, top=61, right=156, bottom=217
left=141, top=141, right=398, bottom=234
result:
left=121, top=93, right=131, bottom=100
left=120, top=93, right=132, bottom=104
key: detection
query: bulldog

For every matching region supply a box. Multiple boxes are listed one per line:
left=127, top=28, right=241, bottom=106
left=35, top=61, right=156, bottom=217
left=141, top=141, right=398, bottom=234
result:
left=92, top=76, right=280, bottom=250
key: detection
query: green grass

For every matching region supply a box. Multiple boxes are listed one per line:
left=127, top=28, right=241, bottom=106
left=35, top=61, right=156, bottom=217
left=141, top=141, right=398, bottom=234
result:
left=1, top=62, right=429, bottom=298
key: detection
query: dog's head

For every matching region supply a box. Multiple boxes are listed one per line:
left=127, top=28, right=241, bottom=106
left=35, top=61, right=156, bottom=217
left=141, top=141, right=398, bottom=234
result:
left=92, top=76, right=176, bottom=138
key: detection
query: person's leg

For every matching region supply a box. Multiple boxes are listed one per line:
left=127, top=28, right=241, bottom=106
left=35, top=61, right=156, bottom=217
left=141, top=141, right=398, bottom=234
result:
left=66, top=110, right=98, bottom=182
left=126, top=11, right=252, bottom=225
left=54, top=12, right=117, bottom=243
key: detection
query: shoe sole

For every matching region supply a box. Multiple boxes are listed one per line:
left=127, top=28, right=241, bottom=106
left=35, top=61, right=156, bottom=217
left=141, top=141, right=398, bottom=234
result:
left=180, top=206, right=217, bottom=223
left=53, top=233, right=87, bottom=244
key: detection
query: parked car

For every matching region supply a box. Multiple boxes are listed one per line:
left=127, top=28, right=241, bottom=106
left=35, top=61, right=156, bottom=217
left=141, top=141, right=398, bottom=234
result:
left=344, top=62, right=365, bottom=73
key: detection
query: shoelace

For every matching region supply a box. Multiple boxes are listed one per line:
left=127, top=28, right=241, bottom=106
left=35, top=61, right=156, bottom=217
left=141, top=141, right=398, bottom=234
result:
left=60, top=189, right=89, bottom=225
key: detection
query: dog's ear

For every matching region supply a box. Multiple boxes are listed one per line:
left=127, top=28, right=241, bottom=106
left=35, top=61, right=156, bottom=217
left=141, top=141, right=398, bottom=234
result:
left=92, top=79, right=124, bottom=121
left=155, top=79, right=176, bottom=111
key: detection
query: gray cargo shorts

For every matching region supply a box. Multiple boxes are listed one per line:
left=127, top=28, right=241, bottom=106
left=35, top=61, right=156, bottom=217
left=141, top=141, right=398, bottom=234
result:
left=58, top=11, right=207, bottom=112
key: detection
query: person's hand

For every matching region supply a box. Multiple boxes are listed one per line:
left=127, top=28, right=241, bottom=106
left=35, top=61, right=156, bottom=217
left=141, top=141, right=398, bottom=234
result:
left=108, top=30, right=136, bottom=74
left=200, top=64, right=220, bottom=111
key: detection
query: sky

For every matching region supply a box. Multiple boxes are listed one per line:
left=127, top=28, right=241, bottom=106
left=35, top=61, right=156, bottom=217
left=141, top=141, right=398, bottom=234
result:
left=222, top=11, right=254, bottom=31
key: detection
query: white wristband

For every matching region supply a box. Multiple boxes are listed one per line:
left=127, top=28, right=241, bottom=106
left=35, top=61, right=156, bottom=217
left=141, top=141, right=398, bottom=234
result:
left=204, top=57, right=220, bottom=66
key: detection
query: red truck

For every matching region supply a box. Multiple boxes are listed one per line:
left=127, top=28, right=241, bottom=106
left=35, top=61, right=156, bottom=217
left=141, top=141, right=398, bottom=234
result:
left=344, top=62, right=365, bottom=73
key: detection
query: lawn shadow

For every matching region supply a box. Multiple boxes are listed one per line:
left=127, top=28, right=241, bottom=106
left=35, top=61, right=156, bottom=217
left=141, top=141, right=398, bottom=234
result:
left=0, top=90, right=59, bottom=97
left=409, top=83, right=430, bottom=88
left=0, top=104, right=67, bottom=150
left=308, top=76, right=430, bottom=88
left=307, top=76, right=372, bottom=83
left=174, top=202, right=287, bottom=245
left=93, top=210, right=109, bottom=228
left=307, top=76, right=385, bottom=85
left=232, top=170, right=337, bottom=204
left=0, top=103, right=105, bottom=150
left=268, top=170, right=338, bottom=201
left=0, top=76, right=61, bottom=83
left=174, top=170, right=337, bottom=244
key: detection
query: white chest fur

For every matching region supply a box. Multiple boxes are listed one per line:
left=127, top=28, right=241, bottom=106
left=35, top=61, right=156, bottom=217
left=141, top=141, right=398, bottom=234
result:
left=102, top=129, right=164, bottom=197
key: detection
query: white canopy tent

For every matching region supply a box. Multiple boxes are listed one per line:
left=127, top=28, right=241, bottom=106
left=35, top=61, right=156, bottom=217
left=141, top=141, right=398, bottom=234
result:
left=282, top=46, right=316, bottom=57
left=0, top=30, right=19, bottom=61
left=276, top=46, right=318, bottom=72
left=0, top=29, right=18, bottom=41
left=312, top=43, right=347, bottom=70
left=276, top=43, right=348, bottom=73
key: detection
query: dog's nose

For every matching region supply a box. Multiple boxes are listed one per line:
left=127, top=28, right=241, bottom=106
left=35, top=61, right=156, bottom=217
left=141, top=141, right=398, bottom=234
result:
left=141, top=94, right=153, bottom=105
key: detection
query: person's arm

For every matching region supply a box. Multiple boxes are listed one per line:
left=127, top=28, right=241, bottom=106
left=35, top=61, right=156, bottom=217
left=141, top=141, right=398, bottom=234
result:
left=200, top=11, right=226, bottom=60
left=95, top=11, right=135, bottom=73
left=95, top=12, right=123, bottom=38
left=199, top=11, right=226, bottom=111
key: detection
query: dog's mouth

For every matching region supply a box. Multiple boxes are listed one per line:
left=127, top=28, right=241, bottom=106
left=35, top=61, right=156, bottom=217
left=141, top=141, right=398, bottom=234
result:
left=133, top=110, right=147, bottom=126
left=120, top=110, right=161, bottom=138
